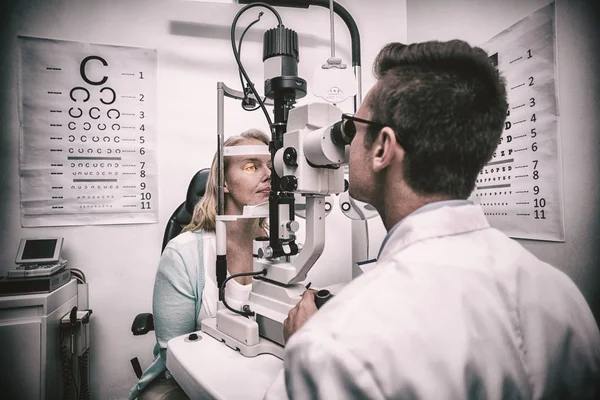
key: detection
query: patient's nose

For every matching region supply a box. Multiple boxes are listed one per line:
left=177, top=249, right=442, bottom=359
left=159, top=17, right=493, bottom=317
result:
left=262, top=165, right=271, bottom=181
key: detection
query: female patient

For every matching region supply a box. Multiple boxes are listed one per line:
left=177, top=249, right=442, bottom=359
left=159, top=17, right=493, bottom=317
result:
left=130, top=129, right=271, bottom=399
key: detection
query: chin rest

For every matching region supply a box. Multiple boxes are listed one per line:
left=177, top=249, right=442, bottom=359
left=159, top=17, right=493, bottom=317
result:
left=161, top=168, right=210, bottom=252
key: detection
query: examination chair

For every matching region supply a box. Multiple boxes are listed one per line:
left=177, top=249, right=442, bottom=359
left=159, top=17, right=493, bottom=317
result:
left=130, top=168, right=210, bottom=379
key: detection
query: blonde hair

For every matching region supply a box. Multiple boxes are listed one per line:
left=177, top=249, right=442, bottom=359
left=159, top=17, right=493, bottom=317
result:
left=182, top=129, right=270, bottom=233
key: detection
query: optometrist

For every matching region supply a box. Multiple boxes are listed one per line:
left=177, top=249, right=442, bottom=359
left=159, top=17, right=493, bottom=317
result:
left=265, top=40, right=600, bottom=400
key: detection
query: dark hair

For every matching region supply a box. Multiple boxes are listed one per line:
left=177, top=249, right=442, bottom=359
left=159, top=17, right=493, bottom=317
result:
left=366, top=40, right=508, bottom=199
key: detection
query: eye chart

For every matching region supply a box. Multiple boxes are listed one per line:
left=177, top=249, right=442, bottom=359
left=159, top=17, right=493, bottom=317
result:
left=18, top=36, right=157, bottom=227
left=472, top=3, right=564, bottom=241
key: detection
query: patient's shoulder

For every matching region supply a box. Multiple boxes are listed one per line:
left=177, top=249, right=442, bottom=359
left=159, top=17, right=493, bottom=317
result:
left=167, top=230, right=204, bottom=248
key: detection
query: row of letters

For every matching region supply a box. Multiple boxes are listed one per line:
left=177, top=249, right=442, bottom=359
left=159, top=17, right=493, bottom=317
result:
left=68, top=135, right=127, bottom=142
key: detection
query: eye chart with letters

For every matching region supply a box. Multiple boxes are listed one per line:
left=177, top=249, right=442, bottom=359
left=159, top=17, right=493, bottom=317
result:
left=18, top=36, right=158, bottom=227
left=472, top=3, right=564, bottom=241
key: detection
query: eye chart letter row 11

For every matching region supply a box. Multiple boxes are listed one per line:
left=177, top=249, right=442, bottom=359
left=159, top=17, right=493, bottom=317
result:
left=472, top=2, right=564, bottom=242
left=18, top=36, right=158, bottom=227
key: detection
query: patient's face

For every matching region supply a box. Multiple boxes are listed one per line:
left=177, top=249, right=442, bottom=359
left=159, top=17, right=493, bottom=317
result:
left=224, top=138, right=271, bottom=213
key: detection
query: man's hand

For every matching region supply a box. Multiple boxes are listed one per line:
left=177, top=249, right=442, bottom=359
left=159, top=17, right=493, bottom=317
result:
left=283, top=289, right=318, bottom=344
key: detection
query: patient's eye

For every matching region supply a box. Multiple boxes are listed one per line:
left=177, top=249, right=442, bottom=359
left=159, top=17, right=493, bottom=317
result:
left=243, top=162, right=257, bottom=173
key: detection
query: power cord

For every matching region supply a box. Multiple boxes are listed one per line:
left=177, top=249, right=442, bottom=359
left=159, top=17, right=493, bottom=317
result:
left=231, top=2, right=283, bottom=130
left=78, top=349, right=90, bottom=399
left=60, top=316, right=79, bottom=400
left=60, top=338, right=77, bottom=400
left=220, top=269, right=267, bottom=317
left=238, top=11, right=264, bottom=112
left=60, top=305, right=93, bottom=399
left=69, top=268, right=86, bottom=284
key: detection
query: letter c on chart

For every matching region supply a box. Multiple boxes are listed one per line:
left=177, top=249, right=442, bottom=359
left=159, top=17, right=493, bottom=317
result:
left=70, top=87, right=90, bottom=102
left=69, top=107, right=83, bottom=118
left=80, top=55, right=108, bottom=86
left=107, top=109, right=120, bottom=119
left=100, top=87, right=116, bottom=105
left=89, top=107, right=101, bottom=120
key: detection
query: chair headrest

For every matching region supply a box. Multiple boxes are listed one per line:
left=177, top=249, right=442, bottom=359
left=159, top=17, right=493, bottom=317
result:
left=185, top=168, right=210, bottom=215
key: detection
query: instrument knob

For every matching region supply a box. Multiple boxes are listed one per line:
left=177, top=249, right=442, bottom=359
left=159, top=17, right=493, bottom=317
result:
left=280, top=175, right=298, bottom=191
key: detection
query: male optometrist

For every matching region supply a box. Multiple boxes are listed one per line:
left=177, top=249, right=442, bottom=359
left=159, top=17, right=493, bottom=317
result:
left=265, top=40, right=600, bottom=400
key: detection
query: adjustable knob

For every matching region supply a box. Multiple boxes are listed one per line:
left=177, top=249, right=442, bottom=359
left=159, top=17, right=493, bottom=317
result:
left=286, top=220, right=300, bottom=233
left=315, top=289, right=334, bottom=309
left=283, top=147, right=298, bottom=166
left=257, top=246, right=274, bottom=259
left=280, top=175, right=298, bottom=192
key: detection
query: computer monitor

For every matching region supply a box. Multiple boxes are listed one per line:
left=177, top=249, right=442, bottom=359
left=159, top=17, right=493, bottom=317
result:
left=15, top=238, right=63, bottom=265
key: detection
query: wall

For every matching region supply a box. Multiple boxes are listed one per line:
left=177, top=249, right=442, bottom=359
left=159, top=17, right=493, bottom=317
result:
left=0, top=0, right=406, bottom=398
left=406, top=0, right=600, bottom=323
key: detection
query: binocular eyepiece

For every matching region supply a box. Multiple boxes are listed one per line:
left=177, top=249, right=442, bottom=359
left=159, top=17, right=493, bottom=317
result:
left=330, top=120, right=355, bottom=147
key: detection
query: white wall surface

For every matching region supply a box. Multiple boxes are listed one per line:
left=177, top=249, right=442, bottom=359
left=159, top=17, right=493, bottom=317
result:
left=406, top=0, right=600, bottom=324
left=0, top=0, right=406, bottom=398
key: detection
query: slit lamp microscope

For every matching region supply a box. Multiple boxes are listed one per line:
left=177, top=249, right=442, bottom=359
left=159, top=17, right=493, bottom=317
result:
left=200, top=1, right=376, bottom=360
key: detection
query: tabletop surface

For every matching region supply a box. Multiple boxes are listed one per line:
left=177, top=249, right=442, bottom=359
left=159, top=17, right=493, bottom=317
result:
left=167, top=329, right=284, bottom=400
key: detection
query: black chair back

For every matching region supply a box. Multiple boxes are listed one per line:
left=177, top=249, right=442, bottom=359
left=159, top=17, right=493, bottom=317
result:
left=161, top=168, right=210, bottom=252
left=131, top=168, right=211, bottom=377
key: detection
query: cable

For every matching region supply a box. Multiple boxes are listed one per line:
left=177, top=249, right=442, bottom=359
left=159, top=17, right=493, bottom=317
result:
left=70, top=354, right=79, bottom=400
left=78, top=349, right=90, bottom=400
left=70, top=268, right=86, bottom=279
left=220, top=269, right=267, bottom=317
left=69, top=268, right=86, bottom=283
left=60, top=332, right=79, bottom=400
left=239, top=13, right=264, bottom=112
left=231, top=3, right=283, bottom=130
left=238, top=11, right=263, bottom=93
left=69, top=270, right=85, bottom=284
left=231, top=4, right=279, bottom=122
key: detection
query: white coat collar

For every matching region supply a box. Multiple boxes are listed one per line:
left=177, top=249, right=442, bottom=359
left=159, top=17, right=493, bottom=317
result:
left=377, top=201, right=490, bottom=261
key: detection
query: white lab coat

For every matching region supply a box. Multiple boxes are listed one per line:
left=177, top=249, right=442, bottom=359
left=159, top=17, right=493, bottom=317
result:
left=265, top=203, right=600, bottom=400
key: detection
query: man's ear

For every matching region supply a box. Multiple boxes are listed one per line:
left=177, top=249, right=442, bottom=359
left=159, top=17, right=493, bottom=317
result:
left=372, top=127, right=401, bottom=172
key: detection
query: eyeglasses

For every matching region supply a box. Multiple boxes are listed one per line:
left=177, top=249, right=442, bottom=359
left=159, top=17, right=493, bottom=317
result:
left=330, top=114, right=387, bottom=146
left=340, top=114, right=406, bottom=150
left=340, top=114, right=387, bottom=139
